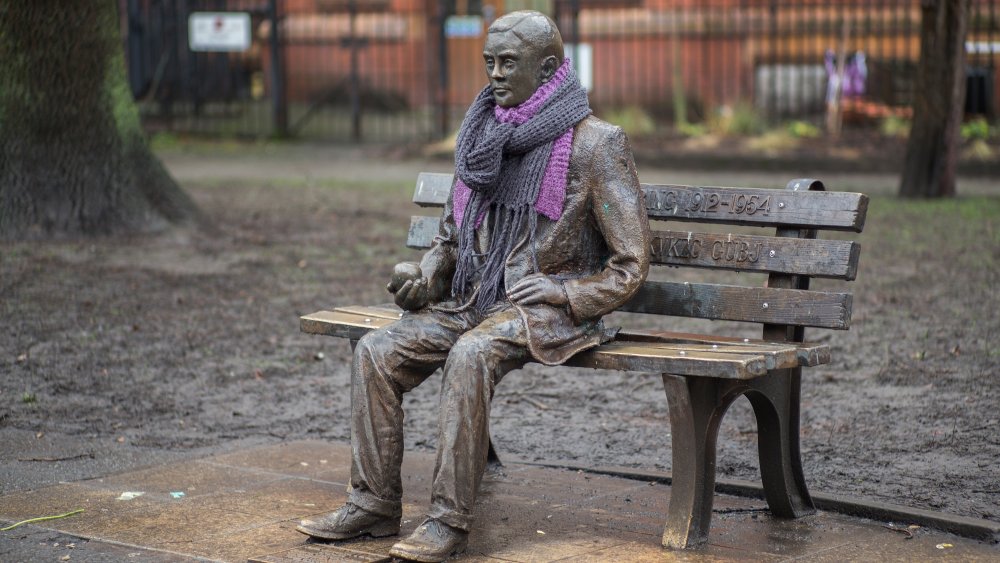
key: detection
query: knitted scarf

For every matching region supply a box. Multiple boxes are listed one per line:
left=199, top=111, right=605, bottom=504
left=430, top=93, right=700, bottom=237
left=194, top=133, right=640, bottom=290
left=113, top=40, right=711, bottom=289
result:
left=451, top=59, right=591, bottom=312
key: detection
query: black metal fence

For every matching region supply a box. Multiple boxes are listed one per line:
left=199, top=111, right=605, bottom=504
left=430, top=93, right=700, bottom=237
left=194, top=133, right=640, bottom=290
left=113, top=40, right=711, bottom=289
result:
left=123, top=0, right=1000, bottom=142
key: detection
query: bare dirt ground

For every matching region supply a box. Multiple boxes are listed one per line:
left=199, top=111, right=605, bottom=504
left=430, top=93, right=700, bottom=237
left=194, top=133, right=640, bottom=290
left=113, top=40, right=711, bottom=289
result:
left=3, top=145, right=999, bottom=526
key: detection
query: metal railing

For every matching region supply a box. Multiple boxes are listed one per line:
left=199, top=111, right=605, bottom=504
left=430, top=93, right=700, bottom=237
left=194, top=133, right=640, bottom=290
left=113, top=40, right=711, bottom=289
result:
left=124, top=0, right=999, bottom=141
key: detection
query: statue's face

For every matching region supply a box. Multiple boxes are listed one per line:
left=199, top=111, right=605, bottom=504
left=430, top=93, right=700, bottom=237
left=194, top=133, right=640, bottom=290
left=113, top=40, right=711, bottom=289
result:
left=483, top=31, right=548, bottom=108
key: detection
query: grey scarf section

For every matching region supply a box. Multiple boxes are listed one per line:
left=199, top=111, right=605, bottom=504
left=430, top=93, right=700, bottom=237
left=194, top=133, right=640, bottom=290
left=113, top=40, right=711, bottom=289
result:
left=452, top=69, right=591, bottom=313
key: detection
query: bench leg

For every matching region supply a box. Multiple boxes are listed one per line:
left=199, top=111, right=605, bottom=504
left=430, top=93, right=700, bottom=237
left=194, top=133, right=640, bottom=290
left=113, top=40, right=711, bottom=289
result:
left=486, top=437, right=503, bottom=472
left=660, top=374, right=740, bottom=549
left=745, top=368, right=815, bottom=518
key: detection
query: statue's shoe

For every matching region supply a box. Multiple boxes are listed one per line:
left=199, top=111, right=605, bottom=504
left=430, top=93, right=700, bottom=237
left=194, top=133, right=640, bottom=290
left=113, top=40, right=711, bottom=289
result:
left=296, top=503, right=400, bottom=541
left=388, top=518, right=469, bottom=562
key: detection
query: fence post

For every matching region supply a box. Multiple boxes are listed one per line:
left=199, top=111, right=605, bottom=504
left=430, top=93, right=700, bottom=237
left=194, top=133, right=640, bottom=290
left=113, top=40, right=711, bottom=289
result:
left=348, top=0, right=362, bottom=141
left=268, top=0, right=289, bottom=138
left=435, top=0, right=449, bottom=138
left=570, top=0, right=580, bottom=74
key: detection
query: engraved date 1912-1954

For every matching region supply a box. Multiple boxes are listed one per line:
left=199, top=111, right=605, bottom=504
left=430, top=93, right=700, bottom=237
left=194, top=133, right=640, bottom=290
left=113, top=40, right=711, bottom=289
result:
left=646, top=189, right=773, bottom=216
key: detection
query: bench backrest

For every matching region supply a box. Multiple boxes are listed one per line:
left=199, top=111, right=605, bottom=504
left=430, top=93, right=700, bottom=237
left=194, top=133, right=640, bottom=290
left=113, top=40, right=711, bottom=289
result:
left=406, top=173, right=868, bottom=342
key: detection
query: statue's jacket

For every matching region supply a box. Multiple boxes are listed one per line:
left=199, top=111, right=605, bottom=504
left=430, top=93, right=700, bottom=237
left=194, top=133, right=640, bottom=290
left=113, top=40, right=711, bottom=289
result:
left=420, top=116, right=652, bottom=365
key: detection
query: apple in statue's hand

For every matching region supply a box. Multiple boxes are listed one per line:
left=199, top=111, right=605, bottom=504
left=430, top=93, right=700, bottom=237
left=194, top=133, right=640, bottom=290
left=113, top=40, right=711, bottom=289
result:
left=387, top=262, right=422, bottom=294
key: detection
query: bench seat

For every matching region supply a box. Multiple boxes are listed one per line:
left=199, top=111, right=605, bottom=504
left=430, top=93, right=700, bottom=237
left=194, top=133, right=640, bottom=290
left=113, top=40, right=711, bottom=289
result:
left=302, top=306, right=830, bottom=379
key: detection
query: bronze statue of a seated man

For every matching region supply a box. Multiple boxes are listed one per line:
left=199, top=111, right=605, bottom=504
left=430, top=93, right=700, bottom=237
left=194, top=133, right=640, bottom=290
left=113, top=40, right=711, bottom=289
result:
left=298, top=10, right=650, bottom=562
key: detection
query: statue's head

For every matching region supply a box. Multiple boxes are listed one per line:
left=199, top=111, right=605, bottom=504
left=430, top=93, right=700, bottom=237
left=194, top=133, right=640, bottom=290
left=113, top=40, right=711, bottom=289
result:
left=483, top=11, right=564, bottom=108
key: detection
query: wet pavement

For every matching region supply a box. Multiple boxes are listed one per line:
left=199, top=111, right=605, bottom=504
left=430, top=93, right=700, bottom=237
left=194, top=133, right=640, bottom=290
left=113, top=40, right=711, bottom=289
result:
left=1, top=440, right=997, bottom=562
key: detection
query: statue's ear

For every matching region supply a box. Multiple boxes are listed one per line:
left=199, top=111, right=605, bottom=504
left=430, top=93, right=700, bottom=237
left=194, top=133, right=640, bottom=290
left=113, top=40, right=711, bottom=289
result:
left=539, top=55, right=559, bottom=83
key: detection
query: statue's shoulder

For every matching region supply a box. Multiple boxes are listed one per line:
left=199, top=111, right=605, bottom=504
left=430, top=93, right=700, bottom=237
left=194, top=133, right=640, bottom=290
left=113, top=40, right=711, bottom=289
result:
left=574, top=115, right=625, bottom=150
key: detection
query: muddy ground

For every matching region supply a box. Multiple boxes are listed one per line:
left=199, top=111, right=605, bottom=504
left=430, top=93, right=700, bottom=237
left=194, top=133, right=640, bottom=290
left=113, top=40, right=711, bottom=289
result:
left=3, top=146, right=999, bottom=525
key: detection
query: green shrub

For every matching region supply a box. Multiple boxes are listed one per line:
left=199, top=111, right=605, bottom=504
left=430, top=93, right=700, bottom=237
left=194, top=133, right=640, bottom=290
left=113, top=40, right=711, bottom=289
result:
left=710, top=103, right=765, bottom=136
left=879, top=115, right=911, bottom=138
left=961, top=117, right=993, bottom=141
left=786, top=120, right=820, bottom=138
left=601, top=106, right=657, bottom=138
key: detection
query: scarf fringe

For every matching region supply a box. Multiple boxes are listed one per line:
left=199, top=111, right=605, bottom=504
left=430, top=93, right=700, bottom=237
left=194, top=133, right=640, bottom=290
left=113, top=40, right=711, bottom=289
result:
left=451, top=60, right=591, bottom=312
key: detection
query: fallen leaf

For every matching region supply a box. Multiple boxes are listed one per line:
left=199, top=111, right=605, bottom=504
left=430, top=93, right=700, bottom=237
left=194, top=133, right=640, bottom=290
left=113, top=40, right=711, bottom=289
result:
left=936, top=543, right=953, bottom=549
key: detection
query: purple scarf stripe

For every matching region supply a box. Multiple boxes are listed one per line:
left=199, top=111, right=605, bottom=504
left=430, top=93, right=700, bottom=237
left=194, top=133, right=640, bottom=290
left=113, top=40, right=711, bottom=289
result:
left=453, top=59, right=575, bottom=228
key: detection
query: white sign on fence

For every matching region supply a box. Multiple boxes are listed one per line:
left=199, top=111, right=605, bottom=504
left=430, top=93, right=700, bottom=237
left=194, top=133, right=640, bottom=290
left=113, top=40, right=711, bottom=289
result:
left=189, top=12, right=252, bottom=52
left=565, top=44, right=593, bottom=92
left=445, top=15, right=483, bottom=38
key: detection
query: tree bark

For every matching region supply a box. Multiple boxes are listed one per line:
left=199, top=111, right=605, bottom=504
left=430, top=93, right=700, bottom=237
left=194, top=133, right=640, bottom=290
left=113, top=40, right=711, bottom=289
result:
left=0, top=1, right=201, bottom=239
left=899, top=0, right=970, bottom=198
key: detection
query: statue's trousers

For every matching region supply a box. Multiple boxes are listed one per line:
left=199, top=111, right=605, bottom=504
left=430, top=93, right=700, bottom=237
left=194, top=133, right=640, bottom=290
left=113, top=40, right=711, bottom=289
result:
left=347, top=304, right=529, bottom=531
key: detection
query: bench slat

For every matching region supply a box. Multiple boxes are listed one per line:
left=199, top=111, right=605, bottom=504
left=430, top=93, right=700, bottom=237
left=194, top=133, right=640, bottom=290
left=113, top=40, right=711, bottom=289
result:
left=407, top=215, right=440, bottom=250
left=650, top=230, right=860, bottom=280
left=616, top=329, right=830, bottom=367
left=643, top=185, right=867, bottom=231
left=412, top=173, right=868, bottom=232
left=302, top=309, right=771, bottom=378
left=565, top=343, right=768, bottom=378
left=621, top=281, right=853, bottom=329
left=302, top=307, right=832, bottom=376
left=412, top=172, right=453, bottom=207
left=336, top=281, right=852, bottom=331
left=329, top=307, right=830, bottom=367
left=300, top=310, right=394, bottom=340
left=408, top=216, right=860, bottom=280
left=336, top=304, right=404, bottom=320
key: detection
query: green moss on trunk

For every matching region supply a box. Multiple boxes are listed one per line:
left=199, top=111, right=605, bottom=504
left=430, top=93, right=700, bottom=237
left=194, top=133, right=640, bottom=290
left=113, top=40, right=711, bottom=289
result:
left=0, top=1, right=201, bottom=238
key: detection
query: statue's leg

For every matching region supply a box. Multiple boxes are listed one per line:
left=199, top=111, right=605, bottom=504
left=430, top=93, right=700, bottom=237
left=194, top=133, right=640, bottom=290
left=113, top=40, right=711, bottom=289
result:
left=348, top=310, right=477, bottom=515
left=426, top=308, right=529, bottom=532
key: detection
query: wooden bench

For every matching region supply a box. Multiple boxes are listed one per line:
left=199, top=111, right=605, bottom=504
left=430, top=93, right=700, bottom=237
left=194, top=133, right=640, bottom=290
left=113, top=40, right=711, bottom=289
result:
left=301, top=173, right=868, bottom=549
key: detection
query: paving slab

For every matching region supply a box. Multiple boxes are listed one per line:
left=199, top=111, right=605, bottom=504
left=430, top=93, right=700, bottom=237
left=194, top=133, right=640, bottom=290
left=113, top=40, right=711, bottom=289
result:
left=2, top=440, right=996, bottom=562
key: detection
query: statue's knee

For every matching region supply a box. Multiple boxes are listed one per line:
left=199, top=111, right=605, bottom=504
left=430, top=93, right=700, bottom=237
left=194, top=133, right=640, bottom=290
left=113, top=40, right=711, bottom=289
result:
left=451, top=334, right=491, bottom=363
left=448, top=335, right=498, bottom=383
left=355, top=329, right=392, bottom=364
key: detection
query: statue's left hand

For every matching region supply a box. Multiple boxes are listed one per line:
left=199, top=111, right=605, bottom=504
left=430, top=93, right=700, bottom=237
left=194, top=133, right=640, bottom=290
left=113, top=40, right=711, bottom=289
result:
left=507, top=274, right=568, bottom=307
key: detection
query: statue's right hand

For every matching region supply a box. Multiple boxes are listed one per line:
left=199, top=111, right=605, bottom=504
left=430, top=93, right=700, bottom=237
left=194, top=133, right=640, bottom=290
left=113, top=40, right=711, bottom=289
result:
left=392, top=277, right=430, bottom=311
left=386, top=262, right=423, bottom=294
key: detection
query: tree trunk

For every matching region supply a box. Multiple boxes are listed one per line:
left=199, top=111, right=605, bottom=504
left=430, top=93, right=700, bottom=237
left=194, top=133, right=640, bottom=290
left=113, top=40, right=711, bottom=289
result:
left=0, top=1, right=201, bottom=239
left=899, top=0, right=970, bottom=198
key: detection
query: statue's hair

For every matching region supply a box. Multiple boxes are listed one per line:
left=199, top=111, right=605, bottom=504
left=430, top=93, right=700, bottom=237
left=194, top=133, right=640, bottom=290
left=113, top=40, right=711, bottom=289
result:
left=488, top=11, right=564, bottom=63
